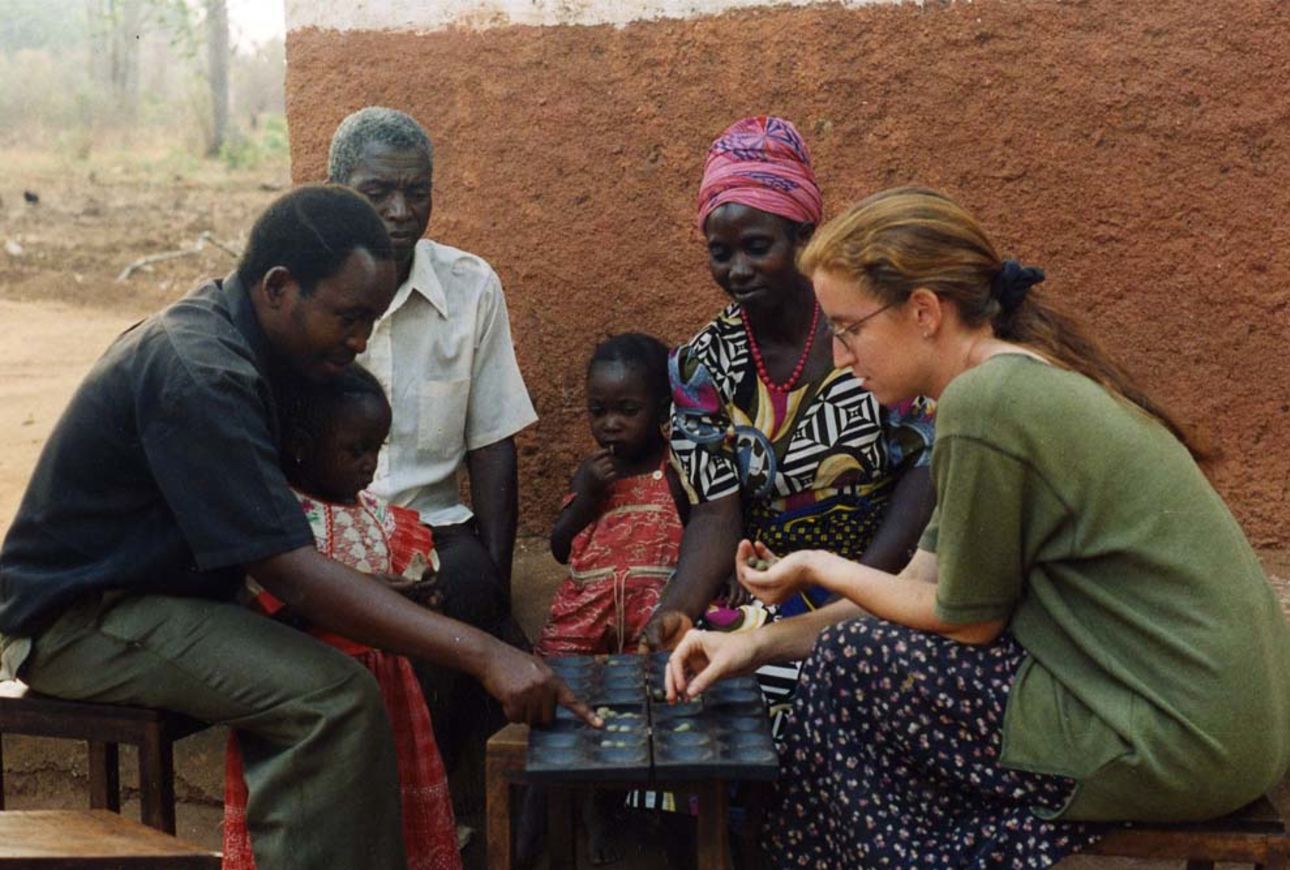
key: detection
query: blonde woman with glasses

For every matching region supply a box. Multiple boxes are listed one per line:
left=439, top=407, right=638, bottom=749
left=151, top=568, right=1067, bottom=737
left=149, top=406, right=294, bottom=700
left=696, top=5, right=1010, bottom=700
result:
left=666, top=187, right=1290, bottom=868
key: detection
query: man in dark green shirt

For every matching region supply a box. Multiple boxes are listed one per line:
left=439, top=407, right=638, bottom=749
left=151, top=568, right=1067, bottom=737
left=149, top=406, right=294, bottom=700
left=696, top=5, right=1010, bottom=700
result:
left=0, top=185, right=594, bottom=870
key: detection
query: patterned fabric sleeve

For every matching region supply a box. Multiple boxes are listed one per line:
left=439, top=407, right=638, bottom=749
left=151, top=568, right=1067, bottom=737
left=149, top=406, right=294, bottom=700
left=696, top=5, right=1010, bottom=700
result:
left=883, top=395, right=937, bottom=473
left=243, top=492, right=326, bottom=617
left=387, top=503, right=438, bottom=578
left=669, top=341, right=741, bottom=505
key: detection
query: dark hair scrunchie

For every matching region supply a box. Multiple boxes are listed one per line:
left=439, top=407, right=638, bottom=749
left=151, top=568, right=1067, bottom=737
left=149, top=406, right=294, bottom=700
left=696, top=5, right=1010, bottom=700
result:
left=991, top=259, right=1045, bottom=312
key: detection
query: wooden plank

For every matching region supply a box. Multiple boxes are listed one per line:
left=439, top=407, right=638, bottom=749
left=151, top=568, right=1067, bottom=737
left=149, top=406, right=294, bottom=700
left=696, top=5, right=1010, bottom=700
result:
left=696, top=780, right=730, bottom=870
left=0, top=698, right=206, bottom=746
left=489, top=723, right=530, bottom=757
left=87, top=742, right=120, bottom=813
left=485, top=724, right=529, bottom=870
left=1089, top=794, right=1288, bottom=862
left=1090, top=795, right=1285, bottom=837
left=0, top=810, right=219, bottom=868
left=138, top=726, right=176, bottom=833
left=547, top=787, right=575, bottom=870
left=1089, top=828, right=1276, bottom=861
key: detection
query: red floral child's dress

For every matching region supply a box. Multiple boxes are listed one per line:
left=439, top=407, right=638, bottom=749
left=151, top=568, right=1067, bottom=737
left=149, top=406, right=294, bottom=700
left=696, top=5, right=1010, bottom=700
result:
left=222, top=490, right=461, bottom=870
left=535, top=460, right=683, bottom=656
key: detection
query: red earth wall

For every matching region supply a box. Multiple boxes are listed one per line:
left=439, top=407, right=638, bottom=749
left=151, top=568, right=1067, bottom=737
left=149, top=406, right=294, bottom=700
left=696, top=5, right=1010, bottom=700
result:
left=284, top=0, right=1289, bottom=545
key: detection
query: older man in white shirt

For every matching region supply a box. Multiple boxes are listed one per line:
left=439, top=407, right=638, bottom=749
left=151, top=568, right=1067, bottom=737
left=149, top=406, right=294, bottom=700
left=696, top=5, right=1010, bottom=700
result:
left=329, top=107, right=538, bottom=779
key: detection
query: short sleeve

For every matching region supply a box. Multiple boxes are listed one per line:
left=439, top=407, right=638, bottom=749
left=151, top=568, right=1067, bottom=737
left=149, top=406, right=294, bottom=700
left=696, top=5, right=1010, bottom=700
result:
left=668, top=345, right=740, bottom=504
left=929, top=434, right=1028, bottom=625
left=464, top=272, right=538, bottom=450
left=883, top=396, right=936, bottom=472
left=137, top=353, right=312, bottom=572
left=918, top=506, right=940, bottom=552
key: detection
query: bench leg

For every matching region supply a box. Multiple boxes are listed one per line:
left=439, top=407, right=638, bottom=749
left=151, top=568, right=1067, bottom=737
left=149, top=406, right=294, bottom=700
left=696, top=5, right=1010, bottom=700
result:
left=486, top=757, right=513, bottom=870
left=696, top=780, right=730, bottom=870
left=0, top=733, right=6, bottom=810
left=1184, top=862, right=1215, bottom=870
left=138, top=726, right=175, bottom=833
left=547, top=786, right=576, bottom=870
left=88, top=741, right=120, bottom=812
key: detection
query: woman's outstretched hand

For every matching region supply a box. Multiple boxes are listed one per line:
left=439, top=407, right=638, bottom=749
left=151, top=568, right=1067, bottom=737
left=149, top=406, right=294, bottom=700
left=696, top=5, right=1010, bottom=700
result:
left=735, top=540, right=814, bottom=606
left=665, top=628, right=759, bottom=702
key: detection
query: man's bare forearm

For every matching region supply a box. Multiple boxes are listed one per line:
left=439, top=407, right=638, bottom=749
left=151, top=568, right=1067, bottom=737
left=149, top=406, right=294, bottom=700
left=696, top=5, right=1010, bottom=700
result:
left=249, top=546, right=494, bottom=679
left=467, top=437, right=519, bottom=597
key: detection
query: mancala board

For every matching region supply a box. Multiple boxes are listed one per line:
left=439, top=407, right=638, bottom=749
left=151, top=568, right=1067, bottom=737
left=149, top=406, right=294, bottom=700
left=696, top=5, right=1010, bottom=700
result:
left=529, top=654, right=651, bottom=782
left=525, top=653, right=778, bottom=784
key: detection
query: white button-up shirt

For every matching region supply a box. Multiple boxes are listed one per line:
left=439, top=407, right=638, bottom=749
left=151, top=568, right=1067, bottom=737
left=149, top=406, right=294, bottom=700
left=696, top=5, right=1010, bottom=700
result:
left=359, top=239, right=538, bottom=527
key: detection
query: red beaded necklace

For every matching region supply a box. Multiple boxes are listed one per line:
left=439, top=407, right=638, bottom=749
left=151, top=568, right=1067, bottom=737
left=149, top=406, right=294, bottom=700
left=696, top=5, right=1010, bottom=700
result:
left=740, top=300, right=821, bottom=395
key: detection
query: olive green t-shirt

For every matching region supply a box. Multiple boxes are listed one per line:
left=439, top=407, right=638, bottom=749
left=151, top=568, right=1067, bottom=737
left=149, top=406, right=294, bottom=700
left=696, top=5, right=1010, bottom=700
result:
left=920, top=354, right=1290, bottom=821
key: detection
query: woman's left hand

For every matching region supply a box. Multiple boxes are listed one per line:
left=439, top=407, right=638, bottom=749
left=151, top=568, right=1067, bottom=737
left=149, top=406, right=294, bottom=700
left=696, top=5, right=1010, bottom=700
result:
left=734, top=540, right=815, bottom=606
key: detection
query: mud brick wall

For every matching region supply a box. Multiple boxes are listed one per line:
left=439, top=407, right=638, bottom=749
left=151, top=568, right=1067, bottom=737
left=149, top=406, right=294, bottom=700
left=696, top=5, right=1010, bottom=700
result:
left=284, top=0, right=1290, bottom=545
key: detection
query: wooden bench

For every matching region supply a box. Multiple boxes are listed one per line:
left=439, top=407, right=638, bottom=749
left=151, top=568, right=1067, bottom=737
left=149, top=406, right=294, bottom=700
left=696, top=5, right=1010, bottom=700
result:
left=0, top=689, right=208, bottom=834
left=0, top=809, right=220, bottom=868
left=1087, top=794, right=1289, bottom=868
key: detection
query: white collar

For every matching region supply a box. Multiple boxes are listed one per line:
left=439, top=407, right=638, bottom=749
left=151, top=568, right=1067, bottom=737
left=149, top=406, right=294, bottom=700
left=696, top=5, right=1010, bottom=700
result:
left=385, top=239, right=448, bottom=320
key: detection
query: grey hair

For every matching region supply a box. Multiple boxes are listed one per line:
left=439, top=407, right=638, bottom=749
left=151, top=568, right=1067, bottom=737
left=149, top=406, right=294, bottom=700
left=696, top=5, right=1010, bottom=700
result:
left=328, top=107, right=434, bottom=185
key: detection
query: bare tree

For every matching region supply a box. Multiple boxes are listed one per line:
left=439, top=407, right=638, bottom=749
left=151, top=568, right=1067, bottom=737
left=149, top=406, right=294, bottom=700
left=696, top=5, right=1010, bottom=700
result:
left=88, top=0, right=145, bottom=121
left=205, top=0, right=228, bottom=156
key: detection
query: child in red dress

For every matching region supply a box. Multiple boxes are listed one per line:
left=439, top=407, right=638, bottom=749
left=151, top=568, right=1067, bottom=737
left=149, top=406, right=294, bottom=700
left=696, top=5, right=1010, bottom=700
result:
left=529, top=334, right=684, bottom=866
left=222, top=365, right=460, bottom=870
left=537, top=333, right=685, bottom=658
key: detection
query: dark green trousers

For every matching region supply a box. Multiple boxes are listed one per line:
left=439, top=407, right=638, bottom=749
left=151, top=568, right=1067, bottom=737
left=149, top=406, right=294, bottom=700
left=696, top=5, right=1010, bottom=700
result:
left=20, top=592, right=407, bottom=870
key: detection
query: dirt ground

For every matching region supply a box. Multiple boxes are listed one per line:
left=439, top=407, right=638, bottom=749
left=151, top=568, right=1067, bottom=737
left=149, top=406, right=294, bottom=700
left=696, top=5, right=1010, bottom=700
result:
left=1, top=151, right=1287, bottom=866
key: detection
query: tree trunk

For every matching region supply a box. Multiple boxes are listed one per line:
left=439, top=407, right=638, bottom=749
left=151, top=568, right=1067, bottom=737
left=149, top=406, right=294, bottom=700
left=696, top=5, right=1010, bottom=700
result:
left=205, top=0, right=229, bottom=157
left=99, top=0, right=143, bottom=122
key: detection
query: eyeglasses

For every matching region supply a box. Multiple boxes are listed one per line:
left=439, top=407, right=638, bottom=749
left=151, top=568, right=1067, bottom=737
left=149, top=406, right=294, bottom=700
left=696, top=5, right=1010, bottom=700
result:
left=826, top=301, right=896, bottom=349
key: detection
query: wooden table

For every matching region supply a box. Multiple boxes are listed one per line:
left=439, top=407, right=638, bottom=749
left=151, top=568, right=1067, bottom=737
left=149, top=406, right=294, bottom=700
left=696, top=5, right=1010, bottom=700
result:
left=0, top=809, right=220, bottom=868
left=486, top=723, right=731, bottom=870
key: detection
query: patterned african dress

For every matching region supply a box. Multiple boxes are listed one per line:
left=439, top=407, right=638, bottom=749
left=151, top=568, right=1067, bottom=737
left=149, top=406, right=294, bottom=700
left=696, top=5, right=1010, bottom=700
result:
left=222, top=490, right=461, bottom=870
left=767, top=619, right=1105, bottom=867
left=535, top=457, right=683, bottom=657
left=670, top=303, right=935, bottom=721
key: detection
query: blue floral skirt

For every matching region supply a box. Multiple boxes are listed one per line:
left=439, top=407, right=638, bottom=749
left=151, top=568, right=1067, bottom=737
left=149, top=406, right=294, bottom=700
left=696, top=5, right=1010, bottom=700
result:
left=765, top=619, right=1105, bottom=868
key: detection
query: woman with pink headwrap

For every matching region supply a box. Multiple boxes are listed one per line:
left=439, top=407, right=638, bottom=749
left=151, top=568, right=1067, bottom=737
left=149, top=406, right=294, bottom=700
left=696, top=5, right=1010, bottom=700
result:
left=639, top=117, right=936, bottom=725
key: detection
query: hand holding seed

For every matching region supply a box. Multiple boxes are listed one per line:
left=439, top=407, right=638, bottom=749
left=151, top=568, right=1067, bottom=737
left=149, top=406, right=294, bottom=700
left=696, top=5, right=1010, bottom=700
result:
left=734, top=539, right=811, bottom=607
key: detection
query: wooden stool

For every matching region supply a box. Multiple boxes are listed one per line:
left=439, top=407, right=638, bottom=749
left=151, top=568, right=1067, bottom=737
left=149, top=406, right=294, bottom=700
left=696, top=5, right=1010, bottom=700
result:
left=485, top=723, right=731, bottom=870
left=0, top=809, right=220, bottom=867
left=1087, top=794, right=1289, bottom=868
left=0, top=690, right=208, bottom=834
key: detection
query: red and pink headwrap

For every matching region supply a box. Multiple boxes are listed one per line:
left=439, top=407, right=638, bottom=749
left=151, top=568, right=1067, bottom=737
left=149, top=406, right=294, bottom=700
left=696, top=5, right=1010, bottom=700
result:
left=696, top=116, right=823, bottom=234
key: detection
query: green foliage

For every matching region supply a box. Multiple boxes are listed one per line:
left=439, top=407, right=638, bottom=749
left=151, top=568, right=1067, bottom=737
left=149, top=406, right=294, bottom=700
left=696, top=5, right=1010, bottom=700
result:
left=218, top=115, right=289, bottom=170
